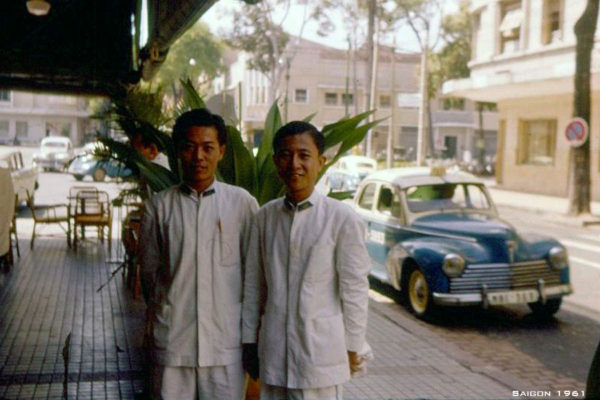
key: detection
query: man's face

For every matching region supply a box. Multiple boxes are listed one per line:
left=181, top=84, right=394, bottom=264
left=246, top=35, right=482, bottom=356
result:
left=178, top=126, right=225, bottom=189
left=273, top=132, right=325, bottom=202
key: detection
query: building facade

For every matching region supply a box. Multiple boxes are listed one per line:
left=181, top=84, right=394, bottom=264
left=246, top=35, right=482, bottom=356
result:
left=444, top=0, right=600, bottom=200
left=0, top=90, right=91, bottom=146
left=213, top=38, right=497, bottom=163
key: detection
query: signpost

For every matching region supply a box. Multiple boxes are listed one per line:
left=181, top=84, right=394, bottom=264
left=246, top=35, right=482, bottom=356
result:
left=565, top=117, right=589, bottom=147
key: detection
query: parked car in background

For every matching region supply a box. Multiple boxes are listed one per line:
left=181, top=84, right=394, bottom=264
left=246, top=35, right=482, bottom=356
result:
left=67, top=142, right=131, bottom=182
left=0, top=151, right=38, bottom=204
left=32, top=137, right=74, bottom=172
left=333, top=155, right=377, bottom=180
left=322, top=169, right=361, bottom=193
left=354, top=167, right=572, bottom=319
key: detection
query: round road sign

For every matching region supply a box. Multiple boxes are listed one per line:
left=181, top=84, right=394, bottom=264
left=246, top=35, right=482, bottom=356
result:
left=565, top=117, right=589, bottom=147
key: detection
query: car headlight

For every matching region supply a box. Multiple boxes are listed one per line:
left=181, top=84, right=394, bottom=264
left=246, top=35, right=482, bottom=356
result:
left=443, top=253, right=465, bottom=277
left=549, top=246, right=568, bottom=270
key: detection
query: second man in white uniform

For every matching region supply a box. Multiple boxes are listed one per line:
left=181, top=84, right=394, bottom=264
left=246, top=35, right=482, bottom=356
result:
left=242, top=121, right=371, bottom=400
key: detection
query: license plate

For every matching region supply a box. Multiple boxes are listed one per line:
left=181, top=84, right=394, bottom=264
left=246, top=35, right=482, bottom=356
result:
left=487, top=289, right=539, bottom=305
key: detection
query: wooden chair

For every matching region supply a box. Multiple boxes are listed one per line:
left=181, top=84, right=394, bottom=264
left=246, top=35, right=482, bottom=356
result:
left=73, top=190, right=112, bottom=253
left=26, top=191, right=71, bottom=249
left=7, top=194, right=20, bottom=265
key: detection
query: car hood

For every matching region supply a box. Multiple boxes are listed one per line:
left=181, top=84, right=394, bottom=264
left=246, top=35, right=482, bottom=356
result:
left=411, top=212, right=517, bottom=241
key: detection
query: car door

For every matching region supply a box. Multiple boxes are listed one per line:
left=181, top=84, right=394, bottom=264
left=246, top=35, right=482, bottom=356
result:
left=369, top=184, right=407, bottom=282
left=355, top=182, right=382, bottom=271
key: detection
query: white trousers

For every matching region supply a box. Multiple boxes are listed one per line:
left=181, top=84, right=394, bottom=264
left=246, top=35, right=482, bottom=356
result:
left=260, top=383, right=343, bottom=400
left=152, top=361, right=245, bottom=400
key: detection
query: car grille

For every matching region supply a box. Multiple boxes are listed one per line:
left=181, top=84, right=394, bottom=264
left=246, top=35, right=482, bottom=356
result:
left=449, top=260, right=562, bottom=294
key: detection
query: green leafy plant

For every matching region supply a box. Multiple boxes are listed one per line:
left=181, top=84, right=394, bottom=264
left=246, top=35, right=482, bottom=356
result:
left=100, top=80, right=382, bottom=205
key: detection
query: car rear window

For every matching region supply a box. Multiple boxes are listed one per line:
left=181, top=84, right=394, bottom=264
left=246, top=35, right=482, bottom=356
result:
left=405, top=183, right=490, bottom=213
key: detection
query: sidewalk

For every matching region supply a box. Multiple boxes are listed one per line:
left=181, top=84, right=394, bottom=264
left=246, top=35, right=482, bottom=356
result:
left=484, top=179, right=600, bottom=227
left=0, top=235, right=536, bottom=400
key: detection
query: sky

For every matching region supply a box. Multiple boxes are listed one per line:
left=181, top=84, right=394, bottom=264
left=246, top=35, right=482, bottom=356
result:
left=203, top=0, right=459, bottom=54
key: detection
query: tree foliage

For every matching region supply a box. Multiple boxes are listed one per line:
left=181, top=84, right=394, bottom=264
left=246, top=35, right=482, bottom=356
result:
left=429, top=0, right=471, bottom=99
left=154, top=22, right=225, bottom=100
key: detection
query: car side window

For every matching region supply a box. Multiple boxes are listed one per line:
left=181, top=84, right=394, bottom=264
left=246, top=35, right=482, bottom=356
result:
left=358, top=183, right=377, bottom=210
left=377, top=186, right=402, bottom=219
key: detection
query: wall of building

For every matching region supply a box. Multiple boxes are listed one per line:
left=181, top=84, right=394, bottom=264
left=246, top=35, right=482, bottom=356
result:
left=0, top=91, right=90, bottom=146
left=498, top=93, right=600, bottom=200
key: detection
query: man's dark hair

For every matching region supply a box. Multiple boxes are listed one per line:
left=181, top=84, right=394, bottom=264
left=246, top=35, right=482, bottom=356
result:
left=272, top=121, right=325, bottom=155
left=172, top=108, right=227, bottom=147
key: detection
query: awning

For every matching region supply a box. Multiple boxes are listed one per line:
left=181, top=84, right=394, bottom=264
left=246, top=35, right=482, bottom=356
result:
left=499, top=8, right=523, bottom=37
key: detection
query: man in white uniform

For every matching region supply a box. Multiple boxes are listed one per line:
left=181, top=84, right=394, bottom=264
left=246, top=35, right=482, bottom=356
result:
left=138, top=109, right=258, bottom=399
left=242, top=121, right=370, bottom=400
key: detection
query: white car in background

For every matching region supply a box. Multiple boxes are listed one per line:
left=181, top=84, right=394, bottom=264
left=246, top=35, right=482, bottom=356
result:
left=333, top=155, right=377, bottom=180
left=33, top=137, right=74, bottom=172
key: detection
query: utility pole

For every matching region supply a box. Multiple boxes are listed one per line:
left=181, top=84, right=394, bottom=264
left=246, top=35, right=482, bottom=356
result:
left=284, top=57, right=291, bottom=123
left=366, top=20, right=379, bottom=159
left=386, top=42, right=396, bottom=169
left=416, top=26, right=430, bottom=166
left=364, top=0, right=376, bottom=114
left=568, top=0, right=598, bottom=215
left=345, top=36, right=351, bottom=117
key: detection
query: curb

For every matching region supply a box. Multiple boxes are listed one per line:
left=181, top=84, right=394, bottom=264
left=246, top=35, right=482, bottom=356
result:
left=369, top=299, right=533, bottom=395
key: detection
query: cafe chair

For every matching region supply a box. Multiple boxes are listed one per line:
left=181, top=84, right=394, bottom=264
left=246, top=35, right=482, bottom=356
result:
left=73, top=190, right=112, bottom=253
left=26, top=191, right=71, bottom=249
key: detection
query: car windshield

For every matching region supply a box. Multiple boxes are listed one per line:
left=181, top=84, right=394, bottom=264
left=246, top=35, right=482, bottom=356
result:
left=405, top=183, right=491, bottom=213
left=356, top=162, right=375, bottom=170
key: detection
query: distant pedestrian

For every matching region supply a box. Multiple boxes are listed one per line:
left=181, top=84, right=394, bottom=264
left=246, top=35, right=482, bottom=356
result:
left=138, top=108, right=258, bottom=399
left=242, top=121, right=371, bottom=400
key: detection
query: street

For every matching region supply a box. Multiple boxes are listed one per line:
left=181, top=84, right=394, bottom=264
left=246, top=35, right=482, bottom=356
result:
left=368, top=203, right=600, bottom=392
left=5, top=150, right=599, bottom=396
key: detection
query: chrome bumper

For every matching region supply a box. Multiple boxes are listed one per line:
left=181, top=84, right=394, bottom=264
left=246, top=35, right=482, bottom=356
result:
left=432, top=283, right=573, bottom=307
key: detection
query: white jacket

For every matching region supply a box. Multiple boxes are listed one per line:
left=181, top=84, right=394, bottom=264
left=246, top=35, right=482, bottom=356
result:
left=139, top=181, right=258, bottom=367
left=242, top=191, right=370, bottom=389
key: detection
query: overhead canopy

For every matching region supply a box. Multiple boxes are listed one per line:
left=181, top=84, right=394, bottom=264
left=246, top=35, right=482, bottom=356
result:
left=0, top=0, right=222, bottom=97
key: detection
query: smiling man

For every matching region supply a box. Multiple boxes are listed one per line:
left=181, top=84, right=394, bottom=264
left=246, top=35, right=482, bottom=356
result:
left=138, top=108, right=258, bottom=399
left=242, top=121, right=371, bottom=400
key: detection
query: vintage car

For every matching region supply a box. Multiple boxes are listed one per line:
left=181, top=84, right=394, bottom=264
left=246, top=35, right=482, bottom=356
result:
left=354, top=167, right=572, bottom=319
left=67, top=151, right=131, bottom=182
left=32, top=136, right=74, bottom=171
left=0, top=151, right=38, bottom=204
left=333, top=155, right=377, bottom=181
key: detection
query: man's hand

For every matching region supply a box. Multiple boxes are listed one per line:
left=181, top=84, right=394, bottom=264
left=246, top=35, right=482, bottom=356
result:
left=348, top=351, right=360, bottom=373
left=243, top=343, right=259, bottom=380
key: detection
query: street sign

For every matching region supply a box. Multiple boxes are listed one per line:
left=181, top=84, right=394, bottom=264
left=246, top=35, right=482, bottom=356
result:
left=565, top=117, right=589, bottom=147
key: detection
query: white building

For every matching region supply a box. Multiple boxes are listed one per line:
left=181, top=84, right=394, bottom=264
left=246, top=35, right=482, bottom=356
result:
left=0, top=90, right=91, bottom=146
left=444, top=0, right=600, bottom=200
left=213, top=38, right=497, bottom=163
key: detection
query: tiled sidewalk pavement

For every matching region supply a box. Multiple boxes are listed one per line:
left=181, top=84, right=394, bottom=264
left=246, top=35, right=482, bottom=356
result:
left=1, top=235, right=527, bottom=400
left=345, top=297, right=521, bottom=400
left=0, top=237, right=146, bottom=399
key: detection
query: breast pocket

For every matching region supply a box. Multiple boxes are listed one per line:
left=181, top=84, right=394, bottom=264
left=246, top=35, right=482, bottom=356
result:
left=303, top=243, right=335, bottom=283
left=218, top=229, right=241, bottom=267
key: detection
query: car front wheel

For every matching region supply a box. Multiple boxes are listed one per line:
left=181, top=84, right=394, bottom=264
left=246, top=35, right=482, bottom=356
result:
left=405, top=266, right=435, bottom=319
left=528, top=298, right=562, bottom=317
left=73, top=174, right=84, bottom=181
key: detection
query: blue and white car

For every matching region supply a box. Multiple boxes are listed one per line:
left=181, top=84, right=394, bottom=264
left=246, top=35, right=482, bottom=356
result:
left=354, top=167, right=572, bottom=319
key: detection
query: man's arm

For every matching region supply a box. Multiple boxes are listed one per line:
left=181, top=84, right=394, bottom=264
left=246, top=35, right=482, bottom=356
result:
left=241, top=216, right=266, bottom=379
left=335, top=213, right=370, bottom=359
left=137, top=200, right=161, bottom=306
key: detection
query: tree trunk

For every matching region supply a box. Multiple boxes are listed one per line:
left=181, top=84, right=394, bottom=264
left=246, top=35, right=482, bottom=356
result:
left=568, top=0, right=598, bottom=215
